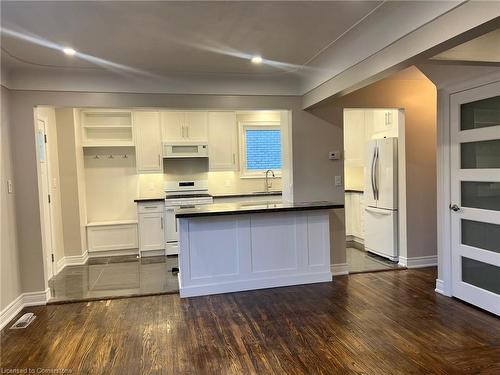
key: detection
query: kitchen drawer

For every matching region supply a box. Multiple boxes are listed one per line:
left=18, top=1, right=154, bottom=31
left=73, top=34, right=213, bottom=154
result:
left=137, top=202, right=164, bottom=213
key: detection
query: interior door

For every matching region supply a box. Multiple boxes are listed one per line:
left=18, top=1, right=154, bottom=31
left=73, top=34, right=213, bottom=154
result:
left=450, top=82, right=500, bottom=315
left=36, top=117, right=55, bottom=280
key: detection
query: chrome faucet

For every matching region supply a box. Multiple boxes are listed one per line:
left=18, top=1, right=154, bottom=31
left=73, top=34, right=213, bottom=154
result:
left=265, top=170, right=275, bottom=193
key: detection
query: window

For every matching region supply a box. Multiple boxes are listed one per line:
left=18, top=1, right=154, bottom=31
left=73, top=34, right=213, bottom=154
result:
left=240, top=122, right=282, bottom=177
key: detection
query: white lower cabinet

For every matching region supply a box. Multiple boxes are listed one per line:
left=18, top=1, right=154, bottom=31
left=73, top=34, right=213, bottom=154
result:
left=137, top=202, right=165, bottom=254
left=345, top=192, right=364, bottom=243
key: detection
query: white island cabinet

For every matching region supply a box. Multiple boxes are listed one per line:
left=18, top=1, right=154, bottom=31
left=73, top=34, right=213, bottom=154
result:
left=176, top=201, right=343, bottom=298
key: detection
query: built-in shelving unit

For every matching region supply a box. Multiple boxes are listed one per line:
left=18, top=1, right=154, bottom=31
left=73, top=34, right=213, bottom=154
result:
left=81, top=110, right=134, bottom=147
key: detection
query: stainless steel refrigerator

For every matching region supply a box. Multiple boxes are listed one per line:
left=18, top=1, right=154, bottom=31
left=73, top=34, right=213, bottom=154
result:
left=363, top=137, right=399, bottom=261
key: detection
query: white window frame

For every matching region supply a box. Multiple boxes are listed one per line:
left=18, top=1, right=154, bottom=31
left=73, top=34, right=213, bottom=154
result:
left=238, top=121, right=282, bottom=179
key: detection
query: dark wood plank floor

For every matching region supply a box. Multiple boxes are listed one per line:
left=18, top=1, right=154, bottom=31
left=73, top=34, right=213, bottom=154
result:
left=1, top=268, right=499, bottom=374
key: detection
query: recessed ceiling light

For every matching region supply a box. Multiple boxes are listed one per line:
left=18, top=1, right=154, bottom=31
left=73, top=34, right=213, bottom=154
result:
left=251, top=55, right=262, bottom=64
left=63, top=47, right=76, bottom=56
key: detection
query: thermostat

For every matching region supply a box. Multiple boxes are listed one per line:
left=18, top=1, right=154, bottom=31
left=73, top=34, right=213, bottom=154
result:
left=329, top=151, right=341, bottom=160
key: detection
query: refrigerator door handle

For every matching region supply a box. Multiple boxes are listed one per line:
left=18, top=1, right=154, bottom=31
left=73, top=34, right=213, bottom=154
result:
left=374, top=146, right=379, bottom=200
left=365, top=206, right=393, bottom=215
left=370, top=147, right=377, bottom=200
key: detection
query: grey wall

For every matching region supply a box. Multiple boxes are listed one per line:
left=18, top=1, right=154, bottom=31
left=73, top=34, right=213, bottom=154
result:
left=310, top=77, right=438, bottom=260
left=6, top=89, right=345, bottom=296
left=1, top=86, right=23, bottom=310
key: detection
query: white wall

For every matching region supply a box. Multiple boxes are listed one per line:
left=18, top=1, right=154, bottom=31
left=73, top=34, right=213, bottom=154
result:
left=0, top=86, right=22, bottom=311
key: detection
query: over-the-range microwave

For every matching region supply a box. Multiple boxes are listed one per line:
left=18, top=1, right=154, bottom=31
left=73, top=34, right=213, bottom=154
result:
left=162, top=142, right=208, bottom=158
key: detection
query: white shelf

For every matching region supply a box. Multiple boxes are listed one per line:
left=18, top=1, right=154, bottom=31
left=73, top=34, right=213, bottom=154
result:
left=83, top=143, right=135, bottom=148
left=83, top=125, right=133, bottom=129
left=87, top=220, right=138, bottom=227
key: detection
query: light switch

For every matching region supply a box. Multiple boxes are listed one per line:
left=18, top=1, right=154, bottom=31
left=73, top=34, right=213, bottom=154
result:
left=7, top=179, right=13, bottom=193
left=334, top=175, right=342, bottom=187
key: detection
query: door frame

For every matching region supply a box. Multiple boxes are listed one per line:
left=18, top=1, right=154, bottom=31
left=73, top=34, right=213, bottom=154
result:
left=342, top=108, right=408, bottom=266
left=435, top=72, right=500, bottom=297
left=35, top=111, right=56, bottom=282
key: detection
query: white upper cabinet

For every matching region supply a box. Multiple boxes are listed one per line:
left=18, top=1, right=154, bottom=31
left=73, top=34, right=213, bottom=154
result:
left=161, top=111, right=208, bottom=142
left=184, top=112, right=208, bottom=140
left=161, top=111, right=184, bottom=140
left=208, top=112, right=238, bottom=171
left=134, top=111, right=162, bottom=173
left=343, top=109, right=366, bottom=168
left=372, top=109, right=398, bottom=137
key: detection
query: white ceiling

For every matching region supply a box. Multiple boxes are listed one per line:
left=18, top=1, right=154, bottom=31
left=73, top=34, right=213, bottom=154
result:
left=432, top=28, right=500, bottom=63
left=1, top=1, right=488, bottom=96
left=1, top=1, right=380, bottom=76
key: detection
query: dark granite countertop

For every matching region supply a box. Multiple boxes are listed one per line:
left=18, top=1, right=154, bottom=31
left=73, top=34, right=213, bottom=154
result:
left=212, top=191, right=282, bottom=198
left=175, top=201, right=344, bottom=218
left=134, top=197, right=165, bottom=203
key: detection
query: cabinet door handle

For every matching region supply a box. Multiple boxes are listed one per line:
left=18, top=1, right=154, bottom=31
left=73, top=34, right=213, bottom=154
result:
left=158, top=154, right=161, bottom=166
left=186, top=126, right=189, bottom=139
left=144, top=206, right=157, bottom=209
left=232, top=153, right=235, bottom=164
left=161, top=217, right=164, bottom=229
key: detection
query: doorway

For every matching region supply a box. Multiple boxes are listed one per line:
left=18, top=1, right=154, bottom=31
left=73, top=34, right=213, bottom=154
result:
left=343, top=108, right=407, bottom=273
left=448, top=82, right=499, bottom=315
left=36, top=115, right=56, bottom=281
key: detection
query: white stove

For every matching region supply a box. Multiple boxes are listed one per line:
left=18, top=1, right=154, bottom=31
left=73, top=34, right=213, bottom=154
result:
left=164, top=180, right=213, bottom=255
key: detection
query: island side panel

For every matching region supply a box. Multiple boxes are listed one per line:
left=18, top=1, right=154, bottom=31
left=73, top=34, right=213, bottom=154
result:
left=178, top=210, right=332, bottom=298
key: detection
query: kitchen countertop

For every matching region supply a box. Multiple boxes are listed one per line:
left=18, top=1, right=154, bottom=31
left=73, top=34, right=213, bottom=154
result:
left=175, top=200, right=344, bottom=218
left=134, top=197, right=165, bottom=203
left=212, top=191, right=282, bottom=198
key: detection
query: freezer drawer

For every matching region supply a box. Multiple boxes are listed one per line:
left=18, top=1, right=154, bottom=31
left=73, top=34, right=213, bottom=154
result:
left=364, top=206, right=398, bottom=261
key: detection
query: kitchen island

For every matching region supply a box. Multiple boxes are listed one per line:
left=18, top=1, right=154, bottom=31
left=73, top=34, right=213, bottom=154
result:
left=175, top=201, right=344, bottom=297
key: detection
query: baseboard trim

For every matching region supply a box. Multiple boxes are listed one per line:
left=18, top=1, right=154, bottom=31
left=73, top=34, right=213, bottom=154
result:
left=0, top=289, right=49, bottom=330
left=435, top=279, right=452, bottom=297
left=331, top=263, right=349, bottom=276
left=56, top=251, right=89, bottom=274
left=88, top=249, right=138, bottom=258
left=399, top=255, right=437, bottom=269
left=180, top=271, right=332, bottom=298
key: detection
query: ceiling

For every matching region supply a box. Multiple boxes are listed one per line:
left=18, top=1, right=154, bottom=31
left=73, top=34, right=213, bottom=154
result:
left=2, top=1, right=494, bottom=98
left=432, top=28, right=500, bottom=63
left=1, top=1, right=381, bottom=77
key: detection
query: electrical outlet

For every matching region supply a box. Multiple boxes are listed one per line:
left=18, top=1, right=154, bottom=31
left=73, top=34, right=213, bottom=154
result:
left=334, top=175, right=342, bottom=187
left=7, top=179, right=13, bottom=194
left=329, top=151, right=341, bottom=160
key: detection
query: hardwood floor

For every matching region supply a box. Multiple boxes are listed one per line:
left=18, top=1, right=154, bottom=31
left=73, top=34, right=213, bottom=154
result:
left=1, top=268, right=499, bottom=374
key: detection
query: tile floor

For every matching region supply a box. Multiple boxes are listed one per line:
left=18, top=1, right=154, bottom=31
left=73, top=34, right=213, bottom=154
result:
left=347, top=247, right=405, bottom=273
left=48, top=255, right=179, bottom=303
